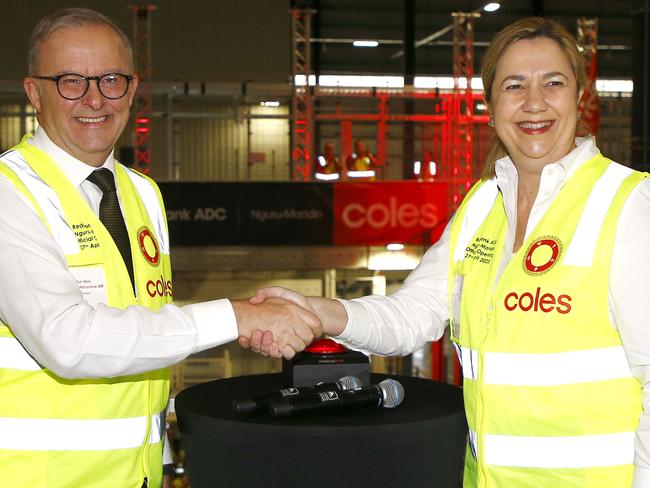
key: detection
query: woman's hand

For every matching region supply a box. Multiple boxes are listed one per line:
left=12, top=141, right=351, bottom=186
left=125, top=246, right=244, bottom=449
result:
left=240, top=287, right=348, bottom=353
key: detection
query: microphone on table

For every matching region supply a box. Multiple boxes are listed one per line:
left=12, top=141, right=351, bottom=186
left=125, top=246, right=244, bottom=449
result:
left=269, top=378, right=405, bottom=417
left=232, top=375, right=362, bottom=414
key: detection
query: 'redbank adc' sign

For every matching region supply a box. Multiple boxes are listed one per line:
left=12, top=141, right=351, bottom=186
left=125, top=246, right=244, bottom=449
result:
left=159, top=182, right=333, bottom=246
left=158, top=181, right=448, bottom=247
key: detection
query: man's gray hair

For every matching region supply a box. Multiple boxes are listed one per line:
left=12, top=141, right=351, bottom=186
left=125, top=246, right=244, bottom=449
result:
left=28, top=7, right=134, bottom=75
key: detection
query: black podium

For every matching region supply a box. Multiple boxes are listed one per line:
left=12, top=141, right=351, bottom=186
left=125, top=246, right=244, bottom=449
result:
left=175, top=373, right=467, bottom=488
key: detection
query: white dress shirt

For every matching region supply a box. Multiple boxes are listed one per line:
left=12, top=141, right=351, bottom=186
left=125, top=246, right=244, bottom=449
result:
left=0, top=128, right=239, bottom=380
left=336, top=137, right=650, bottom=486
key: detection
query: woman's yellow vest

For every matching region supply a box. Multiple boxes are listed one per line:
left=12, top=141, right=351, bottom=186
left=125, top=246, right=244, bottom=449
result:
left=0, top=136, right=173, bottom=487
left=448, top=154, right=645, bottom=487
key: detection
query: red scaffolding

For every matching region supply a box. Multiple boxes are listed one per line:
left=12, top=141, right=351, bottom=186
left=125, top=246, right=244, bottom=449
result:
left=130, top=4, right=156, bottom=174
left=290, top=8, right=315, bottom=181
left=448, top=12, right=480, bottom=214
left=315, top=88, right=489, bottom=177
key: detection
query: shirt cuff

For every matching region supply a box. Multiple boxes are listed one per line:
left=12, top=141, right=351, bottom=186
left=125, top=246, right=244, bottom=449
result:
left=332, top=298, right=370, bottom=352
left=184, top=299, right=239, bottom=352
left=633, top=464, right=650, bottom=488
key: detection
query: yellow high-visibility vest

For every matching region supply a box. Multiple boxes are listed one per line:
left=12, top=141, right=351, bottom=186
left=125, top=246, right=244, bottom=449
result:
left=347, top=153, right=377, bottom=179
left=448, top=153, right=645, bottom=487
left=0, top=135, right=173, bottom=487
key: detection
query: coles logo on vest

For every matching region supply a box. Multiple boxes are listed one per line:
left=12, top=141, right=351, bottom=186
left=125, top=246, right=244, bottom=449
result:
left=138, top=226, right=160, bottom=266
left=522, top=236, right=562, bottom=276
left=504, top=236, right=571, bottom=314
left=146, top=275, right=173, bottom=298
left=138, top=226, right=172, bottom=298
left=504, top=287, right=572, bottom=314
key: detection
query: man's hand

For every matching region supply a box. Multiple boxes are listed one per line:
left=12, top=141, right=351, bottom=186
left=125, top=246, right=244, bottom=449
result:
left=241, top=287, right=316, bottom=354
left=243, top=287, right=348, bottom=352
left=232, top=297, right=322, bottom=359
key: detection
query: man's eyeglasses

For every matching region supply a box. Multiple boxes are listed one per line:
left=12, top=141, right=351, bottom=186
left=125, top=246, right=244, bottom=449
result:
left=32, top=73, right=134, bottom=100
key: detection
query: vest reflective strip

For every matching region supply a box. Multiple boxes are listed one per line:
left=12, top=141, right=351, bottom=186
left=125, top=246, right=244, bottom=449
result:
left=124, top=168, right=169, bottom=254
left=347, top=170, right=376, bottom=178
left=0, top=337, right=42, bottom=370
left=0, top=413, right=164, bottom=451
left=563, top=162, right=633, bottom=266
left=483, top=346, right=633, bottom=386
left=468, top=429, right=479, bottom=460
left=453, top=180, right=499, bottom=262
left=315, top=172, right=340, bottom=181
left=460, top=346, right=479, bottom=381
left=483, top=431, right=634, bottom=468
left=1, top=151, right=79, bottom=254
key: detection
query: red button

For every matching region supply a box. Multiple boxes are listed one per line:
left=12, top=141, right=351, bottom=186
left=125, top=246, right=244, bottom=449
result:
left=305, top=338, right=347, bottom=354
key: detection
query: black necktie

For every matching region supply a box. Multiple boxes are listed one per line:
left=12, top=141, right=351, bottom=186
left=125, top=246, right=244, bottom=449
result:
left=86, top=168, right=135, bottom=290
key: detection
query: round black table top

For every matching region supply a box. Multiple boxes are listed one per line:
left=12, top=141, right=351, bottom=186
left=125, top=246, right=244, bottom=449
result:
left=175, top=373, right=467, bottom=488
left=176, top=373, right=465, bottom=444
left=177, top=372, right=462, bottom=424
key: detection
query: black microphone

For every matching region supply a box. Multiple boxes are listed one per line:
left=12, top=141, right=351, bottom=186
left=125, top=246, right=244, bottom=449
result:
left=270, top=379, right=405, bottom=417
left=232, top=375, right=362, bottom=414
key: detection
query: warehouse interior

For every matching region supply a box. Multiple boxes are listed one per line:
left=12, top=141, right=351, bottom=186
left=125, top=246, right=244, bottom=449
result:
left=1, top=0, right=649, bottom=484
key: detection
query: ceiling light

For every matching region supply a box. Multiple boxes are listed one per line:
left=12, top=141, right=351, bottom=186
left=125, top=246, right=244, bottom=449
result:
left=483, top=2, right=500, bottom=12
left=369, top=248, right=419, bottom=270
left=596, top=79, right=633, bottom=93
left=260, top=101, right=280, bottom=107
left=353, top=40, right=379, bottom=48
left=386, top=243, right=405, bottom=251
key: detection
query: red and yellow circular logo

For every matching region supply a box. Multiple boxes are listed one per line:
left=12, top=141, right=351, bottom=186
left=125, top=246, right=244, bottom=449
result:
left=522, top=236, right=562, bottom=275
left=137, top=226, right=160, bottom=267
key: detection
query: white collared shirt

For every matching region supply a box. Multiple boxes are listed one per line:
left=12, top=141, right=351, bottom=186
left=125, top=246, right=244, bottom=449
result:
left=0, top=127, right=238, bottom=379
left=338, top=137, right=650, bottom=486
left=29, top=128, right=115, bottom=216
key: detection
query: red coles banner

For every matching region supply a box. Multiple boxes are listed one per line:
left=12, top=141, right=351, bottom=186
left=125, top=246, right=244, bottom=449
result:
left=333, top=182, right=449, bottom=246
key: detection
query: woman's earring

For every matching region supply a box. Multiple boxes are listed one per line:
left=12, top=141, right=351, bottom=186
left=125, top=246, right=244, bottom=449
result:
left=577, top=112, right=582, bottom=120
left=488, top=116, right=495, bottom=128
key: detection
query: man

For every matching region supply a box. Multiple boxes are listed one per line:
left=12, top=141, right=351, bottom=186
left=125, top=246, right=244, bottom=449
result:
left=344, top=139, right=380, bottom=181
left=315, top=142, right=342, bottom=181
left=0, top=8, right=320, bottom=487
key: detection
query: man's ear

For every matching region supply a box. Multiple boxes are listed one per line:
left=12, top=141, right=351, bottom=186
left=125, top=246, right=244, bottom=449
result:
left=127, top=74, right=139, bottom=107
left=23, top=77, right=42, bottom=114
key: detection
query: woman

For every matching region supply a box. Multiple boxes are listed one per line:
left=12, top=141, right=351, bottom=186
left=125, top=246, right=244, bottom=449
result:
left=244, top=17, right=650, bottom=487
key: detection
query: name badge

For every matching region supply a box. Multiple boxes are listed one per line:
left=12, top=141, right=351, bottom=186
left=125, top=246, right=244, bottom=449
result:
left=69, top=266, right=108, bottom=307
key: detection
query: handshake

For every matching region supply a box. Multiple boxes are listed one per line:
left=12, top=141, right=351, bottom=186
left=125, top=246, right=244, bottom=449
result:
left=232, top=287, right=345, bottom=360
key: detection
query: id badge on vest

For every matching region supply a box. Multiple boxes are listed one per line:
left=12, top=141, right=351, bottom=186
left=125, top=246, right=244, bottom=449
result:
left=68, top=266, right=108, bottom=307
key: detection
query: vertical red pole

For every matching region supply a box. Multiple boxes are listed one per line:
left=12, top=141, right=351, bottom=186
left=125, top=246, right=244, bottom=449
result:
left=290, top=8, right=315, bottom=181
left=340, top=120, right=353, bottom=162
left=130, top=4, right=156, bottom=174
left=430, top=340, right=445, bottom=381
left=376, top=94, right=388, bottom=178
